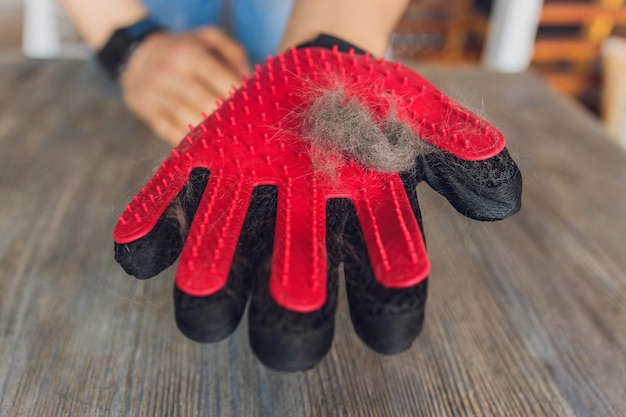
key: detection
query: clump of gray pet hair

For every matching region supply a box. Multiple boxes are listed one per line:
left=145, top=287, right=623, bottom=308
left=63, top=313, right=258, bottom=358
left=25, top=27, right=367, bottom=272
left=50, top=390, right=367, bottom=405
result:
left=300, top=86, right=436, bottom=173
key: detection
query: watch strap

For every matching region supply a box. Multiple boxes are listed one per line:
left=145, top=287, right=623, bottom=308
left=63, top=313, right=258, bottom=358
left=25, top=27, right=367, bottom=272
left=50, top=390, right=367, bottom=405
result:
left=97, top=18, right=163, bottom=79
left=296, top=34, right=367, bottom=55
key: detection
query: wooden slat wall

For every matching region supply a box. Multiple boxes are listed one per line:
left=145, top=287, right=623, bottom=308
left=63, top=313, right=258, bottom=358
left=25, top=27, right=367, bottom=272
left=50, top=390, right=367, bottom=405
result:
left=540, top=3, right=626, bottom=25
left=532, top=0, right=626, bottom=107
left=391, top=0, right=626, bottom=114
left=390, top=0, right=482, bottom=63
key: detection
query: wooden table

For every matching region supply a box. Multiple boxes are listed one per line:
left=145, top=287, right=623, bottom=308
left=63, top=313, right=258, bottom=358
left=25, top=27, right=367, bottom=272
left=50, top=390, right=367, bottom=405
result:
left=1, top=56, right=625, bottom=417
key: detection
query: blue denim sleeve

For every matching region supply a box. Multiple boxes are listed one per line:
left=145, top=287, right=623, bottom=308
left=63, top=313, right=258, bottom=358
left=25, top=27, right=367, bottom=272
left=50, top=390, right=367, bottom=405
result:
left=141, top=0, right=293, bottom=64
left=232, top=0, right=293, bottom=64
left=141, top=0, right=222, bottom=31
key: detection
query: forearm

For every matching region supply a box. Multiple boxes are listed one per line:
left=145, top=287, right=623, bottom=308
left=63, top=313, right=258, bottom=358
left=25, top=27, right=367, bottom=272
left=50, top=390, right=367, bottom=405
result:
left=58, top=0, right=147, bottom=49
left=279, top=0, right=409, bottom=56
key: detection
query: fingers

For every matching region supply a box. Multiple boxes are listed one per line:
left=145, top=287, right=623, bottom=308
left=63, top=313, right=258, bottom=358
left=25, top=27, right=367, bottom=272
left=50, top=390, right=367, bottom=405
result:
left=171, top=184, right=338, bottom=370
left=247, top=190, right=339, bottom=372
left=193, top=27, right=250, bottom=76
left=120, top=30, right=245, bottom=145
left=114, top=168, right=209, bottom=279
left=151, top=117, right=187, bottom=147
left=149, top=92, right=215, bottom=145
left=351, top=175, right=429, bottom=288
left=181, top=43, right=243, bottom=99
left=422, top=148, right=523, bottom=221
left=150, top=106, right=200, bottom=147
left=174, top=185, right=275, bottom=343
left=341, top=175, right=429, bottom=354
left=396, top=67, right=505, bottom=160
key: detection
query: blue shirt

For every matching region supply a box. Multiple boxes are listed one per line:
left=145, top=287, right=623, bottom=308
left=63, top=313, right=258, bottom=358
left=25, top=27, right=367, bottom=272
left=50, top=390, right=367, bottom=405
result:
left=141, top=0, right=293, bottom=64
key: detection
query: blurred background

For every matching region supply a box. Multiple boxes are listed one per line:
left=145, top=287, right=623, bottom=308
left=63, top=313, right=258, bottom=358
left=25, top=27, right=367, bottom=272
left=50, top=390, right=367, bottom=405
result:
left=1, top=0, right=626, bottom=146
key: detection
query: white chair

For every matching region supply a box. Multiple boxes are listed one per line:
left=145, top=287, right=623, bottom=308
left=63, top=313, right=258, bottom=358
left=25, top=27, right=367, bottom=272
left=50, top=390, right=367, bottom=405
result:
left=22, top=0, right=61, bottom=58
left=482, top=0, right=544, bottom=72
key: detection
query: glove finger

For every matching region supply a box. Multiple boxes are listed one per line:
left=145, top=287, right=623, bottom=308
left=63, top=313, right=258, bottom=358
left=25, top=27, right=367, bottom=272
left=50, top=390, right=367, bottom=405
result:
left=114, top=167, right=209, bottom=279
left=422, top=148, right=522, bottom=221
left=344, top=173, right=428, bottom=354
left=247, top=197, right=342, bottom=372
left=174, top=185, right=276, bottom=343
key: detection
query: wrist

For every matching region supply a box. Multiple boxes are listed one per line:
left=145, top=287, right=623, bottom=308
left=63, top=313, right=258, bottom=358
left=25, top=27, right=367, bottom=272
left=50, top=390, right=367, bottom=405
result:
left=278, top=0, right=408, bottom=56
left=97, top=17, right=164, bottom=79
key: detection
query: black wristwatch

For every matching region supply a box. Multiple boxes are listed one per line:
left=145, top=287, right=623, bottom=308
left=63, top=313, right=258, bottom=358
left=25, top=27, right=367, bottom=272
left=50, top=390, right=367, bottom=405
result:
left=97, top=17, right=164, bottom=79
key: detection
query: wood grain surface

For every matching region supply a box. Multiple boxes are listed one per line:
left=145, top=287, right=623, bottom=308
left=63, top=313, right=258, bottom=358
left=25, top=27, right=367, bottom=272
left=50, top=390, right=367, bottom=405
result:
left=0, top=56, right=625, bottom=417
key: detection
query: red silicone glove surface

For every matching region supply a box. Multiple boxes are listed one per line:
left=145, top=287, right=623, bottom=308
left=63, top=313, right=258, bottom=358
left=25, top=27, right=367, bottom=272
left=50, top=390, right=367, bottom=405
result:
left=113, top=46, right=504, bottom=313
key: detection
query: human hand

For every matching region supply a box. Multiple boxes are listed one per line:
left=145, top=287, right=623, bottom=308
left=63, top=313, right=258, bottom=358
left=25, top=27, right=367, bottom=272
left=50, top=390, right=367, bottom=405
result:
left=113, top=42, right=522, bottom=371
left=120, top=27, right=250, bottom=145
